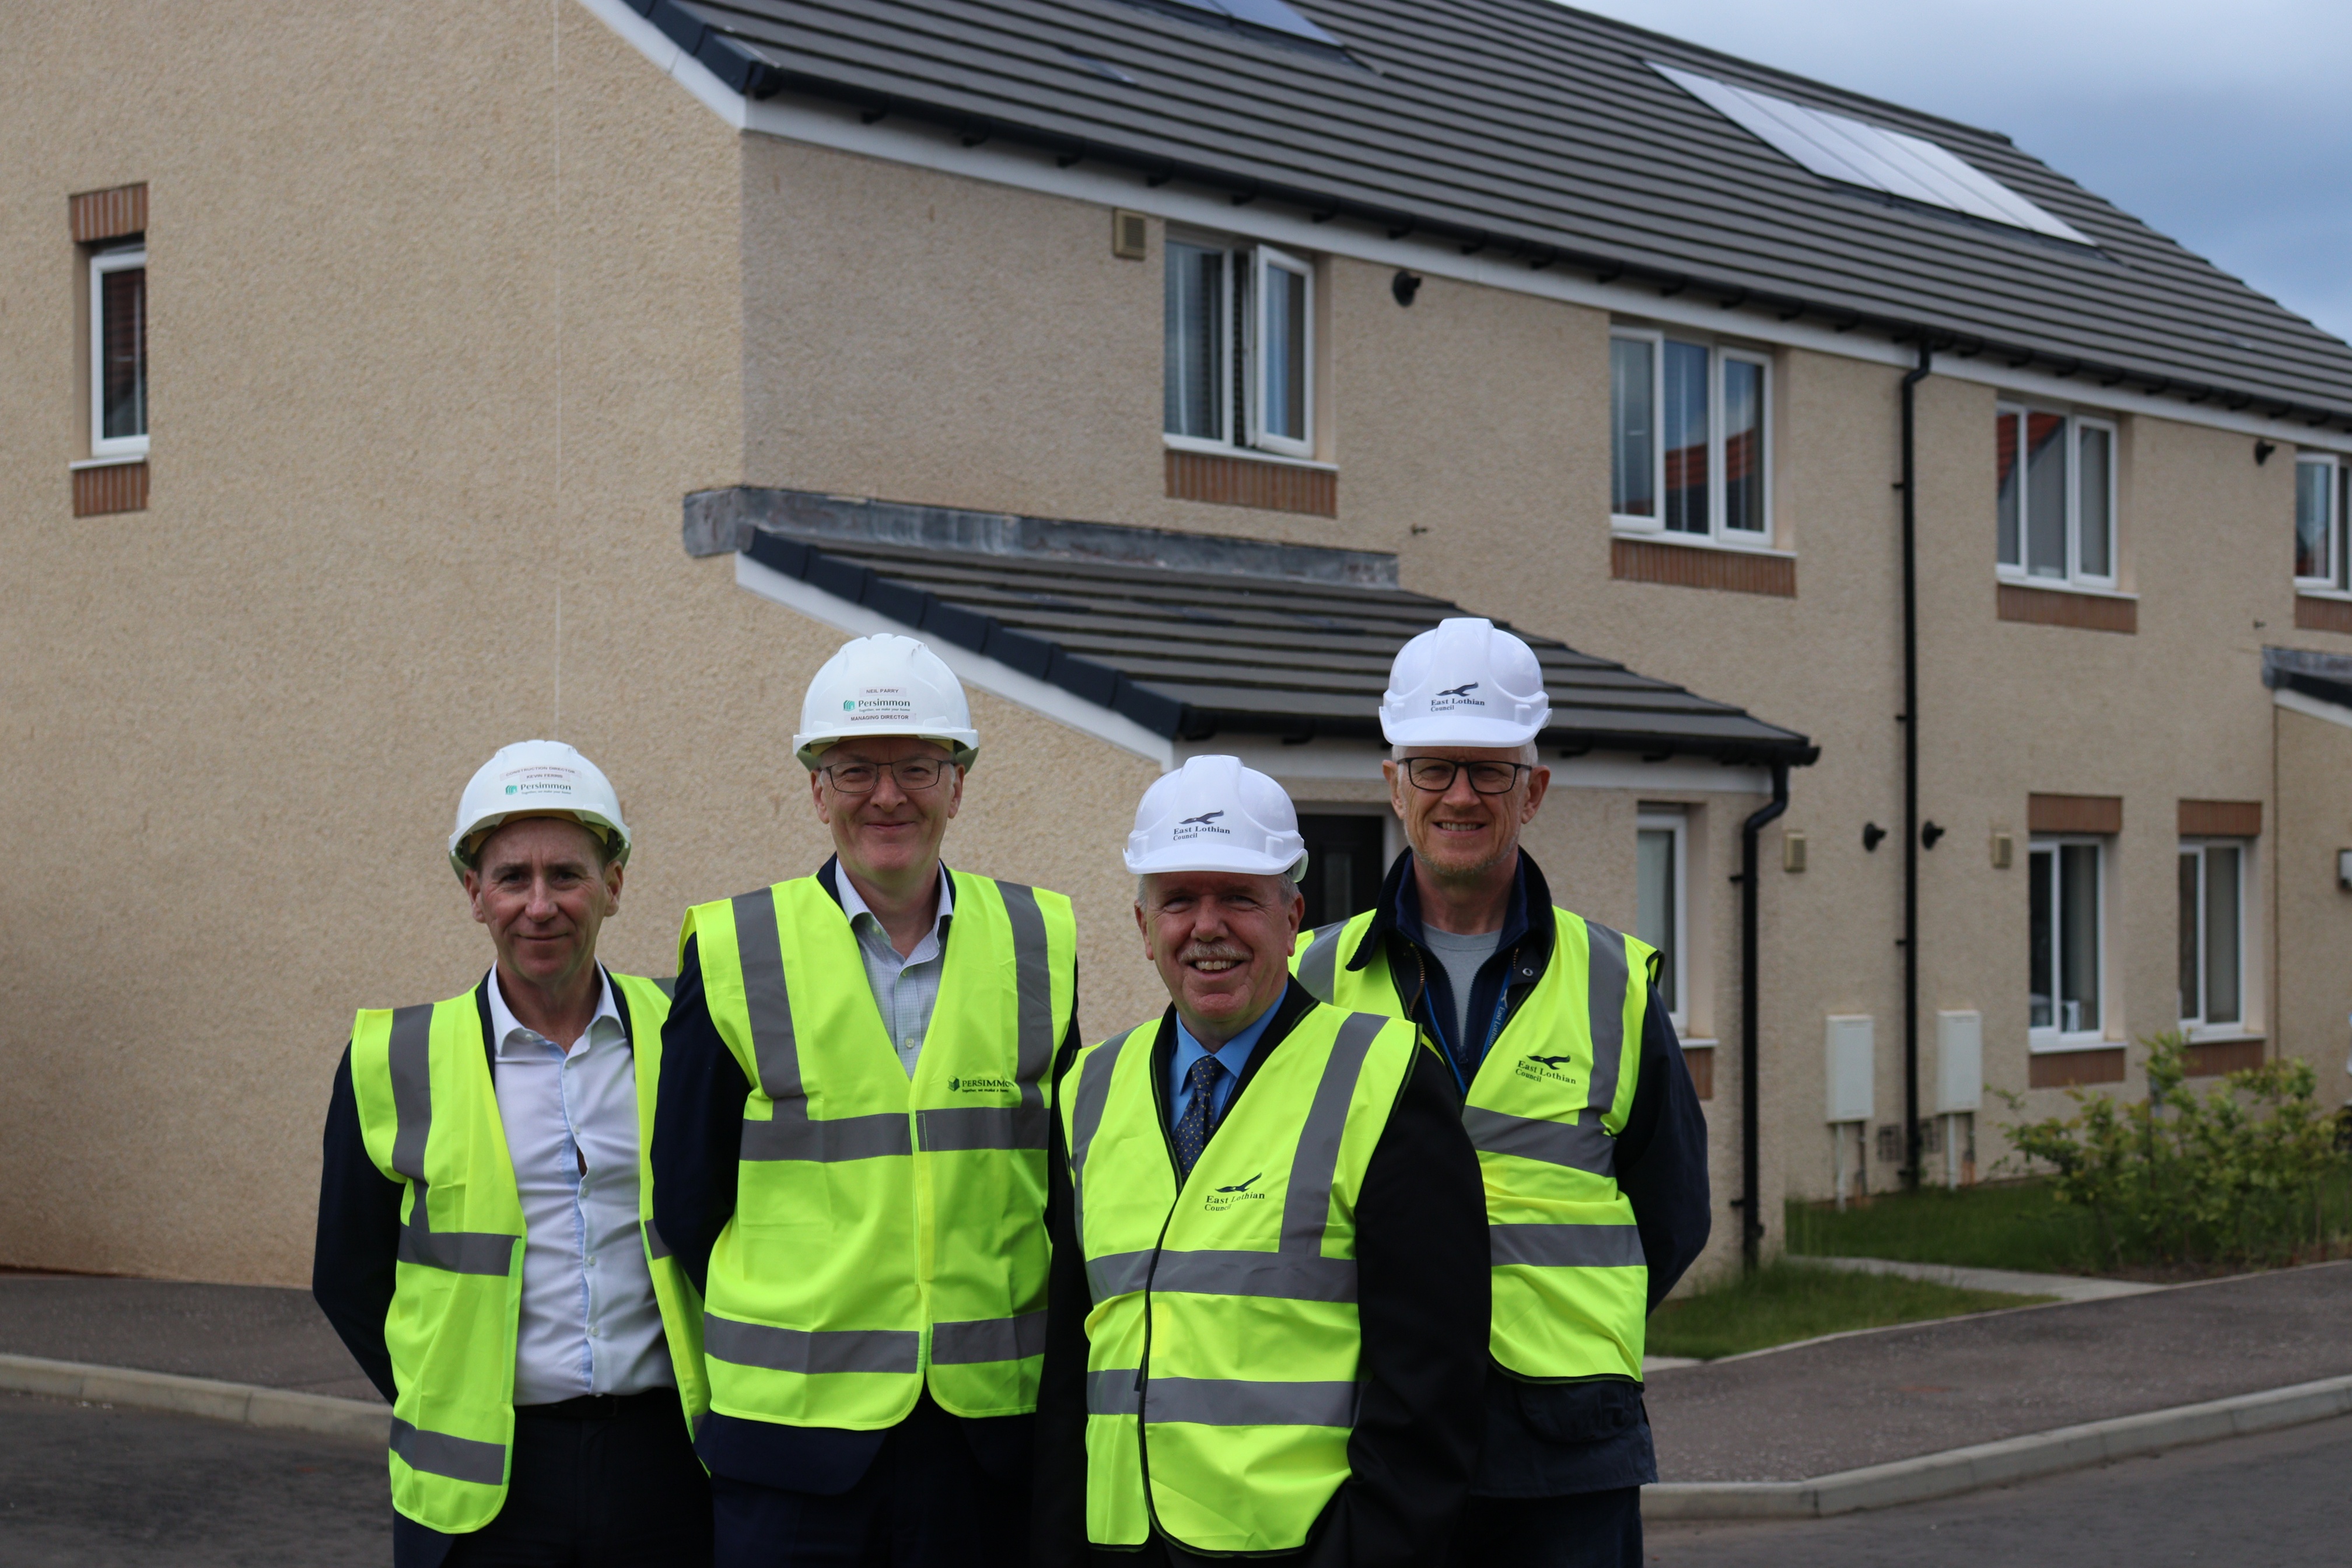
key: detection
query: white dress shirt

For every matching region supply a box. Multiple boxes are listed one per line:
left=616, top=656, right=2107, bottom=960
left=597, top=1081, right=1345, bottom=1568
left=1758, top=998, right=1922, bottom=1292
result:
left=835, top=864, right=953, bottom=1078
left=487, top=965, right=673, bottom=1406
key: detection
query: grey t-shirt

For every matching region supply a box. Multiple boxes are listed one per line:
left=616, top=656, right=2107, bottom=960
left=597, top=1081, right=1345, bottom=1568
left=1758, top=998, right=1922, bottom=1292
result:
left=1420, top=925, right=1502, bottom=1058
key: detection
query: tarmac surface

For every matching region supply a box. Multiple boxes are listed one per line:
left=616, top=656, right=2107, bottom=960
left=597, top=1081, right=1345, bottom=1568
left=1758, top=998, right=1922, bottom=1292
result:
left=1647, top=1411, right=2352, bottom=1566
left=1645, top=1257, right=2352, bottom=1480
left=0, top=1273, right=382, bottom=1402
left=0, top=1388, right=388, bottom=1567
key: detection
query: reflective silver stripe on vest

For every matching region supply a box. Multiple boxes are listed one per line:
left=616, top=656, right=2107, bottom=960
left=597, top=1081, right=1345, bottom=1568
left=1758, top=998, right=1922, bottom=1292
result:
left=1582, top=921, right=1630, bottom=1124
left=389, top=1418, right=506, bottom=1486
left=1489, top=1223, right=1646, bottom=1269
left=999, top=880, right=1056, bottom=1119
left=730, top=888, right=914, bottom=1164
left=1143, top=1376, right=1360, bottom=1429
left=1461, top=1105, right=1616, bottom=1178
left=917, top=1103, right=1049, bottom=1153
left=1086, top=1248, right=1155, bottom=1302
left=1281, top=1012, right=1386, bottom=1250
left=931, top=1310, right=1048, bottom=1365
left=704, top=1314, right=922, bottom=1376
left=1149, top=1248, right=1358, bottom=1304
left=386, top=1002, right=516, bottom=1279
left=643, top=1219, right=671, bottom=1261
left=1087, top=1367, right=1142, bottom=1416
left=1064, top=1030, right=1131, bottom=1271
left=1296, top=922, right=1348, bottom=1004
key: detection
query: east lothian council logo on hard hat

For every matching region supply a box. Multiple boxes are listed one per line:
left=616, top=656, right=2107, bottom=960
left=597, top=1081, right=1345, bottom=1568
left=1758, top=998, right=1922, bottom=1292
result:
left=1432, top=680, right=1486, bottom=710
left=1172, top=808, right=1233, bottom=842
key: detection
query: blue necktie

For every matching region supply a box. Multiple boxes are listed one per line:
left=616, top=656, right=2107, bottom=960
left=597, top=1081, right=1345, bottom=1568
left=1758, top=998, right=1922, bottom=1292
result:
left=1174, top=1055, right=1227, bottom=1181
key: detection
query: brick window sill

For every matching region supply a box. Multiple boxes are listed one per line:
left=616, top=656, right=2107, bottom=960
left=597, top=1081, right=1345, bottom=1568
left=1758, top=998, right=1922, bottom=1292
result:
left=72, top=459, right=148, bottom=516
left=2295, top=594, right=2352, bottom=635
left=2028, top=1046, right=2126, bottom=1088
left=1611, top=534, right=1796, bottom=597
left=1997, top=578, right=2137, bottom=634
left=1164, top=446, right=1336, bottom=517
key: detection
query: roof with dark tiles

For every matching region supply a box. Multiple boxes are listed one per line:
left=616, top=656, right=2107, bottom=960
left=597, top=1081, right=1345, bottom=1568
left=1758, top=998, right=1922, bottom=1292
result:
left=626, top=0, right=2352, bottom=425
left=703, top=487, right=1816, bottom=765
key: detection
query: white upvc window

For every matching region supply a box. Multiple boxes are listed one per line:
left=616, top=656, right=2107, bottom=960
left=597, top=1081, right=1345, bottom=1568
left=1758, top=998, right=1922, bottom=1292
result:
left=2294, top=454, right=2344, bottom=590
left=2028, top=836, right=2105, bottom=1048
left=2178, top=839, right=2246, bottom=1033
left=1996, top=405, right=2117, bottom=589
left=1164, top=235, right=1315, bottom=459
left=89, top=244, right=148, bottom=459
left=1611, top=329, right=1771, bottom=543
left=1635, top=810, right=1688, bottom=1027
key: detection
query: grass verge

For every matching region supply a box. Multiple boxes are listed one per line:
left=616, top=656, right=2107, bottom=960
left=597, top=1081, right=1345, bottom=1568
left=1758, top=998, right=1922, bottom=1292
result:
left=1784, top=1174, right=2352, bottom=1279
left=1646, top=1260, right=2051, bottom=1361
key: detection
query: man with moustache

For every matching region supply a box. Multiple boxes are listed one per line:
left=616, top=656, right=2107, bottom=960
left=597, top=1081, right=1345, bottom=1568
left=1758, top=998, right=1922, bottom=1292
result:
left=652, top=633, right=1079, bottom=1568
left=313, top=740, right=711, bottom=1567
left=1034, top=755, right=1488, bottom=1568
left=1291, top=618, right=1713, bottom=1568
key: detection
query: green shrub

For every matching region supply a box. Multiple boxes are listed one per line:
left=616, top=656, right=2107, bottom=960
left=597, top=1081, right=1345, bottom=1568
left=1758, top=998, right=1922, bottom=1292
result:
left=2000, top=1032, right=2347, bottom=1269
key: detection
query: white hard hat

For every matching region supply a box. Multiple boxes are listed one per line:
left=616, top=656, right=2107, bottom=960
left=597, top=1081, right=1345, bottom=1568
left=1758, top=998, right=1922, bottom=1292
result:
left=1379, top=617, right=1553, bottom=748
left=792, top=634, right=980, bottom=771
left=1125, top=755, right=1308, bottom=882
left=448, top=740, right=631, bottom=879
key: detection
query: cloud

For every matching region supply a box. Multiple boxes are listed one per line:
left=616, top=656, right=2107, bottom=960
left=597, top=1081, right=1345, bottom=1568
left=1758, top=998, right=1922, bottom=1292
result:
left=1566, top=0, right=2352, bottom=341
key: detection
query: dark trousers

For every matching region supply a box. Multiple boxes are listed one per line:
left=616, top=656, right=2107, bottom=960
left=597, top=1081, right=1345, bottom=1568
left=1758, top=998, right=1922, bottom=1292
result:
left=1443, top=1488, right=1642, bottom=1568
left=414, top=1390, right=712, bottom=1568
left=710, top=1394, right=1025, bottom=1568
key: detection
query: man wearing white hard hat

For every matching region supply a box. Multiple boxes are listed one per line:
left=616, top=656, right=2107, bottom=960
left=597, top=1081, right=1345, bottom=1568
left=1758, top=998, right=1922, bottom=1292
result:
left=1033, top=755, right=1489, bottom=1567
left=1290, top=619, right=1712, bottom=1568
left=313, top=741, right=712, bottom=1568
left=651, top=633, right=1079, bottom=1568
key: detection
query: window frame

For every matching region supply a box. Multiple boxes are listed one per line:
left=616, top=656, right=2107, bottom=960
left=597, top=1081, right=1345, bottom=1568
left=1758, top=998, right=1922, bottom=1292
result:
left=1608, top=328, right=1774, bottom=548
left=1247, top=243, right=1315, bottom=459
left=89, top=243, right=149, bottom=460
left=1635, top=808, right=1689, bottom=1030
left=1163, top=231, right=1319, bottom=463
left=2177, top=837, right=2248, bottom=1037
left=1996, top=404, right=2118, bottom=592
left=2027, top=834, right=2108, bottom=1052
left=2294, top=453, right=2344, bottom=592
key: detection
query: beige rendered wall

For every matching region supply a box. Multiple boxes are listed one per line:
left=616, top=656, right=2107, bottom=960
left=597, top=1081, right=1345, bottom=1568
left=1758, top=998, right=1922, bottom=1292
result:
left=2274, top=705, right=2352, bottom=1100
left=0, top=4, right=750, bottom=1284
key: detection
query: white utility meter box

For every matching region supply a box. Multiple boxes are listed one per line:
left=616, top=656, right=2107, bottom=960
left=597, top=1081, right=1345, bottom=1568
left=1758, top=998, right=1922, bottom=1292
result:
left=1825, top=1014, right=1875, bottom=1124
left=1937, top=1010, right=1984, bottom=1113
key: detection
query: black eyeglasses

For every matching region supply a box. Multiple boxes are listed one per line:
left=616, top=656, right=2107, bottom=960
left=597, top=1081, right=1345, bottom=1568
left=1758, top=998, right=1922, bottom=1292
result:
left=1399, top=757, right=1532, bottom=796
left=820, top=758, right=953, bottom=795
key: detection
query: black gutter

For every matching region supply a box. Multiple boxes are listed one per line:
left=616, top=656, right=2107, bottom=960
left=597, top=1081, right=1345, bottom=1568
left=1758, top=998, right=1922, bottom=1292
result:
left=636, top=2, right=2352, bottom=435
left=1738, top=761, right=1790, bottom=1271
left=1899, top=343, right=1933, bottom=1194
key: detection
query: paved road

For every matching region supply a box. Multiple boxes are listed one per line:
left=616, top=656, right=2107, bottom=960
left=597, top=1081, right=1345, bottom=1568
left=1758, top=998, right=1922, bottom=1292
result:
left=1648, top=1258, right=2352, bottom=1479
left=0, top=1275, right=380, bottom=1402
left=1647, top=1413, right=2352, bottom=1567
left=0, top=1389, right=388, bottom=1567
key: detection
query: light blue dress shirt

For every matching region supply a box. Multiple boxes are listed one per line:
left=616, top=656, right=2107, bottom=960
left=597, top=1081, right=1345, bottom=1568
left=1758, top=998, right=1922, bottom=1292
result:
left=1168, top=1004, right=1282, bottom=1131
left=487, top=966, right=673, bottom=1406
left=836, top=863, right=952, bottom=1079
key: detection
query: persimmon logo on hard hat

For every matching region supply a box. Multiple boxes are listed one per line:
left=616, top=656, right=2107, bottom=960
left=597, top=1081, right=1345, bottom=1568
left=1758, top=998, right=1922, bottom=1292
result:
left=498, top=767, right=578, bottom=797
left=847, top=685, right=915, bottom=722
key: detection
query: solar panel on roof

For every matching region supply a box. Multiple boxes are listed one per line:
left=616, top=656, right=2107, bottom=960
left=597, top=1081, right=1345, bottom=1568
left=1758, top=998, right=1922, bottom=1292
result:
left=1654, top=64, right=2095, bottom=248
left=1140, top=0, right=1344, bottom=50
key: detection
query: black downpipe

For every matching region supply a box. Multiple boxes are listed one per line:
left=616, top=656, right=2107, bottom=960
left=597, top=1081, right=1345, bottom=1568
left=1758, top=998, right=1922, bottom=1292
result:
left=1899, top=343, right=1934, bottom=1192
left=1739, top=760, right=1790, bottom=1270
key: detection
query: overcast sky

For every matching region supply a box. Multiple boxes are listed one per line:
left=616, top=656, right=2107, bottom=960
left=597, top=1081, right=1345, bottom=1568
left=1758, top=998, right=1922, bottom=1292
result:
left=1567, top=0, right=2352, bottom=343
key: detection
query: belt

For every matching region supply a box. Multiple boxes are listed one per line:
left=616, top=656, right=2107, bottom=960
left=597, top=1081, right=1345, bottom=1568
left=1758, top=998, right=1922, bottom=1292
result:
left=515, top=1387, right=679, bottom=1422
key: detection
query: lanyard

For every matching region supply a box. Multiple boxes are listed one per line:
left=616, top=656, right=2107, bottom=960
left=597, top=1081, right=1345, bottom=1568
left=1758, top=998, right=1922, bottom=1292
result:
left=1419, top=946, right=1516, bottom=1095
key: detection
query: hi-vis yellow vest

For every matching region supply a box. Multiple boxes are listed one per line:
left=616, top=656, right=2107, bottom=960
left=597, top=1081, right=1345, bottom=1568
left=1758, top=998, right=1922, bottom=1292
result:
left=348, top=972, right=704, bottom=1536
left=1062, top=1005, right=1419, bottom=1555
left=681, top=870, right=1076, bottom=1429
left=1294, top=909, right=1650, bottom=1381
